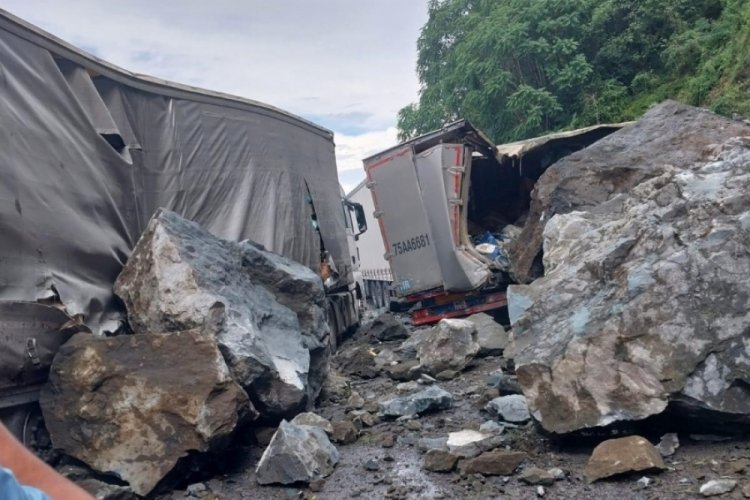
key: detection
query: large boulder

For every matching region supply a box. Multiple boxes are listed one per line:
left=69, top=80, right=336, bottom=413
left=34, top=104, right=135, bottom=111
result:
left=255, top=420, right=339, bottom=485
left=114, top=209, right=330, bottom=417
left=509, top=102, right=750, bottom=434
left=416, top=319, right=480, bottom=375
left=466, top=312, right=508, bottom=356
left=40, top=330, right=250, bottom=496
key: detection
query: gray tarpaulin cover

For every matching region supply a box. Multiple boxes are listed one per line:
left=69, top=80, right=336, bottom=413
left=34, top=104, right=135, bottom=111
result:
left=0, top=10, right=349, bottom=331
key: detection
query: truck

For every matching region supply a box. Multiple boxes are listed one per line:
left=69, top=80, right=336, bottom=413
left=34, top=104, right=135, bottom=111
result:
left=0, top=9, right=364, bottom=440
left=346, top=180, right=393, bottom=309
left=363, top=119, right=623, bottom=325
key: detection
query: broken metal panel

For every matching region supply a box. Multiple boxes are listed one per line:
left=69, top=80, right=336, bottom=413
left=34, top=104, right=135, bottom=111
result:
left=364, top=147, right=443, bottom=296
left=0, top=302, right=77, bottom=407
left=0, top=10, right=349, bottom=330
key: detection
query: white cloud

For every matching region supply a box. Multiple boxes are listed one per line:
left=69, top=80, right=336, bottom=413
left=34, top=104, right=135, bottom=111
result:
left=336, top=127, right=399, bottom=172
left=1, top=1, right=426, bottom=176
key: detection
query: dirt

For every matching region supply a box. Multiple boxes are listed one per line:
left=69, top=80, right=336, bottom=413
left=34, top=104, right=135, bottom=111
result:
left=152, top=320, right=750, bottom=500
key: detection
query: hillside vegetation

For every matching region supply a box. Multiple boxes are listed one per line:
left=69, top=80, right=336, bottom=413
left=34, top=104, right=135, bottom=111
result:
left=397, top=0, right=750, bottom=143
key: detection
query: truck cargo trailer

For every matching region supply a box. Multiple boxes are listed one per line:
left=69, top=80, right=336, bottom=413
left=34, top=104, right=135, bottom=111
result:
left=363, top=120, right=623, bottom=325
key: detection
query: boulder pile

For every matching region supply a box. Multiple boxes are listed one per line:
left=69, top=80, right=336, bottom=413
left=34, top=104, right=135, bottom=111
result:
left=508, top=101, right=750, bottom=433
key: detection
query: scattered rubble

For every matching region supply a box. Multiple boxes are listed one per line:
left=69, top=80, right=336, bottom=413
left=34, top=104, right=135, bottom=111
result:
left=378, top=385, right=453, bottom=418
left=509, top=102, right=750, bottom=434
left=485, top=395, right=531, bottom=423
left=657, top=433, right=680, bottom=457
left=330, top=420, right=359, bottom=444
left=584, top=436, right=666, bottom=483
left=290, top=412, right=333, bottom=435
left=423, top=449, right=459, bottom=472
left=699, top=478, right=737, bottom=496
left=466, top=312, right=508, bottom=356
left=519, top=467, right=556, bottom=486
left=460, top=450, right=526, bottom=476
left=446, top=430, right=502, bottom=458
left=360, top=313, right=409, bottom=341
left=416, top=319, right=480, bottom=375
left=114, top=209, right=330, bottom=418
left=255, top=420, right=339, bottom=485
left=40, top=330, right=250, bottom=496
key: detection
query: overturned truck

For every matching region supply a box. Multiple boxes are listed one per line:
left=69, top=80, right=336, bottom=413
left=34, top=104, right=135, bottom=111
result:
left=0, top=9, right=364, bottom=435
left=363, top=120, right=623, bottom=324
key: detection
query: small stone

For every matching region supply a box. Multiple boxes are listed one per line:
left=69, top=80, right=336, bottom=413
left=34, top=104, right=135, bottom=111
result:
left=636, top=476, right=652, bottom=489
left=479, top=421, right=505, bottom=434
left=423, top=449, right=459, bottom=472
left=417, top=437, right=448, bottom=453
left=309, top=479, right=325, bottom=492
left=656, top=433, right=679, bottom=457
left=386, top=360, right=422, bottom=381
left=347, top=392, right=365, bottom=409
left=420, top=373, right=437, bottom=384
left=364, top=459, right=380, bottom=472
left=460, top=450, right=526, bottom=476
left=331, top=420, right=358, bottom=444
left=742, top=483, right=750, bottom=497
left=519, top=467, right=555, bottom=486
left=396, top=381, right=419, bottom=393
left=484, top=395, right=530, bottom=423
left=186, top=483, right=207, bottom=496
left=406, top=420, right=422, bottom=431
left=379, top=385, right=453, bottom=418
left=700, top=479, right=737, bottom=496
left=291, top=412, right=333, bottom=435
left=383, top=454, right=395, bottom=462
left=584, top=435, right=666, bottom=482
left=726, top=458, right=749, bottom=475
left=381, top=432, right=396, bottom=448
left=447, top=430, right=502, bottom=458
left=536, top=485, right=545, bottom=497
left=436, top=370, right=458, bottom=381
left=548, top=467, right=565, bottom=480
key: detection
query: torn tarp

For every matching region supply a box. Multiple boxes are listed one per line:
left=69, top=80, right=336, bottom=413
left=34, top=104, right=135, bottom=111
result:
left=0, top=10, right=350, bottom=331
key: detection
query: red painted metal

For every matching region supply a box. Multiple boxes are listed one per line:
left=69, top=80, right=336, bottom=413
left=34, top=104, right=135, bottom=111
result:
left=411, top=292, right=507, bottom=326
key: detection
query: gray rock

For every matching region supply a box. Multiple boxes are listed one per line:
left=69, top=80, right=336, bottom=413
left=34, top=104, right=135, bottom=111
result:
left=548, top=467, right=566, bottom=480
left=416, top=319, right=480, bottom=375
left=700, top=479, right=737, bottom=496
left=114, top=209, right=331, bottom=418
left=467, top=313, right=508, bottom=356
left=361, top=313, right=409, bottom=341
left=331, top=420, right=358, bottom=444
left=291, top=412, right=333, bottom=435
left=636, top=476, right=653, bottom=489
left=423, top=449, right=459, bottom=472
left=479, top=420, right=505, bottom=434
left=417, top=437, right=449, bottom=453
left=656, top=433, right=679, bottom=457
left=508, top=103, right=750, bottom=433
left=397, top=328, right=432, bottom=359
left=76, top=478, right=138, bottom=500
left=40, top=331, right=249, bottom=496
left=446, top=429, right=503, bottom=458
left=485, top=395, right=531, bottom=423
left=486, top=370, right=523, bottom=395
left=379, top=385, right=453, bottom=418
left=255, top=420, right=339, bottom=485
left=519, top=467, right=555, bottom=486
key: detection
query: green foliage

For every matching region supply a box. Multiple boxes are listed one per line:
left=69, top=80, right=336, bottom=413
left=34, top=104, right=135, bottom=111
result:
left=398, top=0, right=750, bottom=143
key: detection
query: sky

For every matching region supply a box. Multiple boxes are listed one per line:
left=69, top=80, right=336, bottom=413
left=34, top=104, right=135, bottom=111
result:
left=1, top=0, right=428, bottom=193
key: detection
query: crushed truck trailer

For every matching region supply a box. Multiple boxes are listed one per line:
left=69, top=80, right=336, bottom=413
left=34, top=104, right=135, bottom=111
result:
left=363, top=120, right=624, bottom=325
left=0, top=9, right=364, bottom=438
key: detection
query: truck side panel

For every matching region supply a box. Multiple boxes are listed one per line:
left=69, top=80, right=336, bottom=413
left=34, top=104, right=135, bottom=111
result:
left=365, top=147, right=443, bottom=296
left=414, top=144, right=490, bottom=291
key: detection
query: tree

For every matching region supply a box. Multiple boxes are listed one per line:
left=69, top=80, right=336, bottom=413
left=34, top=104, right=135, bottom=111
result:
left=398, top=0, right=743, bottom=143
